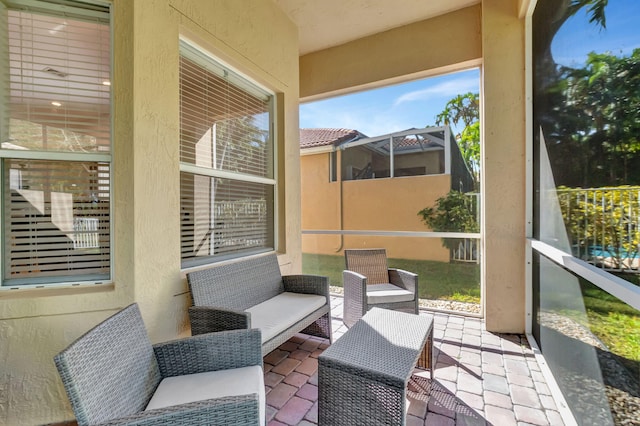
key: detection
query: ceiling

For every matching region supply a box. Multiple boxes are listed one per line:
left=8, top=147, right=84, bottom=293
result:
left=273, top=0, right=480, bottom=55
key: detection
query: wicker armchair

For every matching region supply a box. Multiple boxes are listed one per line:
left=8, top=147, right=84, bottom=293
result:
left=343, top=248, right=419, bottom=327
left=54, top=303, right=264, bottom=426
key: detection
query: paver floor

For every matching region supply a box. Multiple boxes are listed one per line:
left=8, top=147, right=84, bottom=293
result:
left=265, top=295, right=565, bottom=426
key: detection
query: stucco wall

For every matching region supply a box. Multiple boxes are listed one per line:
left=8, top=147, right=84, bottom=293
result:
left=481, top=0, right=526, bottom=332
left=299, top=3, right=527, bottom=332
left=0, top=0, right=300, bottom=424
left=300, top=5, right=482, bottom=101
left=301, top=153, right=343, bottom=252
left=301, top=151, right=450, bottom=262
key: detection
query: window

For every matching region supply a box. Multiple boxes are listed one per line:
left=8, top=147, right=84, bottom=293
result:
left=179, top=40, right=275, bottom=267
left=329, top=151, right=337, bottom=182
left=0, top=0, right=111, bottom=287
left=531, top=0, right=640, bottom=423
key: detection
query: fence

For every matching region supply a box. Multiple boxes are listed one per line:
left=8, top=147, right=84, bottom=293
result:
left=452, top=238, right=479, bottom=263
left=451, top=192, right=480, bottom=263
left=73, top=217, right=99, bottom=249
left=557, top=186, right=640, bottom=272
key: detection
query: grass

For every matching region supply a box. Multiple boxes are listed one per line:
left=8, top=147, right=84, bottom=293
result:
left=304, top=252, right=639, bottom=373
left=302, top=253, right=481, bottom=303
left=581, top=284, right=640, bottom=367
left=554, top=281, right=640, bottom=373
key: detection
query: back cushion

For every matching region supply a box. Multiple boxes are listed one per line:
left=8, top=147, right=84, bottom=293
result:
left=54, top=304, right=161, bottom=425
left=188, top=253, right=284, bottom=311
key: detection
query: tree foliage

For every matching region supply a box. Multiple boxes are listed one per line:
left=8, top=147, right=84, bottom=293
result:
left=567, top=0, right=608, bottom=28
left=544, top=49, right=640, bottom=187
left=532, top=0, right=640, bottom=188
left=418, top=191, right=479, bottom=252
left=435, top=92, right=479, bottom=129
left=434, top=92, right=480, bottom=188
left=558, top=185, right=640, bottom=269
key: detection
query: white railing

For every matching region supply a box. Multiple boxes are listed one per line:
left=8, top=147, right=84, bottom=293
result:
left=73, top=217, right=99, bottom=249
left=452, top=238, right=479, bottom=263
left=557, top=186, right=640, bottom=273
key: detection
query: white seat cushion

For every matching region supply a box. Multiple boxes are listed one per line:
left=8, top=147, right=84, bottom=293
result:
left=245, top=292, right=326, bottom=343
left=146, top=365, right=265, bottom=425
left=367, top=283, right=414, bottom=304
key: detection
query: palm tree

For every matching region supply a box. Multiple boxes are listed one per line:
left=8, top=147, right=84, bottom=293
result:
left=435, top=92, right=480, bottom=188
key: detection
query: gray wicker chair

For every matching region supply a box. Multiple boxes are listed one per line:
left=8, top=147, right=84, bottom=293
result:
left=54, top=303, right=264, bottom=426
left=343, top=248, right=419, bottom=327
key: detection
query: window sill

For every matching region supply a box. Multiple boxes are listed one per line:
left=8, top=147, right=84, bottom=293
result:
left=0, top=281, right=114, bottom=299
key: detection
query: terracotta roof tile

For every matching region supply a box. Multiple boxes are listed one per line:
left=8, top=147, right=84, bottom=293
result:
left=299, top=128, right=366, bottom=149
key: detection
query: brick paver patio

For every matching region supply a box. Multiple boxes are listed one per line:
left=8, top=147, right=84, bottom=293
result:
left=265, top=295, right=565, bottom=426
left=49, top=295, right=566, bottom=426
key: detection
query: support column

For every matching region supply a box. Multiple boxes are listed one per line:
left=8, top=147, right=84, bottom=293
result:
left=482, top=0, right=527, bottom=332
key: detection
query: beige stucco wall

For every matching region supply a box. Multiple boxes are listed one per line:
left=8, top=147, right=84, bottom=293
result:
left=299, top=3, right=526, bottom=332
left=301, top=153, right=343, bottom=251
left=481, top=0, right=526, bottom=332
left=301, top=151, right=450, bottom=262
left=300, top=5, right=483, bottom=101
left=0, top=0, right=300, bottom=424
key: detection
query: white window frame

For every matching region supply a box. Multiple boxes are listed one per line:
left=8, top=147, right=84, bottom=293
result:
left=179, top=38, right=277, bottom=268
left=0, top=0, right=113, bottom=289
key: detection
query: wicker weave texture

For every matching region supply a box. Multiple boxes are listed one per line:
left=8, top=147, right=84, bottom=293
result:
left=98, top=395, right=260, bottom=425
left=188, top=306, right=250, bottom=335
left=342, top=249, right=419, bottom=327
left=54, top=304, right=264, bottom=426
left=54, top=304, right=162, bottom=426
left=153, top=329, right=262, bottom=377
left=318, top=308, right=434, bottom=426
left=187, top=254, right=284, bottom=311
left=342, top=249, right=419, bottom=328
left=319, top=368, right=404, bottom=426
left=186, top=253, right=332, bottom=353
left=343, top=270, right=367, bottom=328
left=282, top=274, right=328, bottom=296
left=99, top=394, right=264, bottom=426
left=344, top=249, right=389, bottom=284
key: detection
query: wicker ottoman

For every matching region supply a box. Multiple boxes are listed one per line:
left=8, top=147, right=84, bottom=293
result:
left=318, top=307, right=434, bottom=425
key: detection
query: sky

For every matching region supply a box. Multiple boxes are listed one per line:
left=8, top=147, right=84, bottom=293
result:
left=300, top=0, right=639, bottom=139
left=299, top=68, right=480, bottom=138
left=552, top=0, right=640, bottom=68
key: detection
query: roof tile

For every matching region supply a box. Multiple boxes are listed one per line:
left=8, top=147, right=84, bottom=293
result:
left=299, top=128, right=366, bottom=149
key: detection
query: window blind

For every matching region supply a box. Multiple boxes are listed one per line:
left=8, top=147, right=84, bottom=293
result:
left=179, top=41, right=275, bottom=266
left=1, top=1, right=111, bottom=286
left=4, top=7, right=110, bottom=152
left=179, top=45, right=272, bottom=178
left=180, top=173, right=274, bottom=263
left=4, top=159, right=110, bottom=284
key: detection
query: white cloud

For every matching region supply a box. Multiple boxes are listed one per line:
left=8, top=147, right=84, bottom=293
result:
left=300, top=103, right=411, bottom=136
left=300, top=70, right=481, bottom=136
left=393, top=77, right=479, bottom=106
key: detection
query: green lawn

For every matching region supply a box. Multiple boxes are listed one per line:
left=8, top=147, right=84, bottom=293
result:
left=581, top=284, right=640, bottom=371
left=302, top=253, right=481, bottom=303
left=551, top=281, right=640, bottom=374
left=304, top=252, right=639, bottom=371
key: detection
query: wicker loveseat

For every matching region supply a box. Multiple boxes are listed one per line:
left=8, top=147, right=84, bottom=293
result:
left=187, top=252, right=332, bottom=355
left=54, top=303, right=265, bottom=425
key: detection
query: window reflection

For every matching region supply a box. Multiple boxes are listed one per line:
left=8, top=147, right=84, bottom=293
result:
left=533, top=0, right=640, bottom=423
